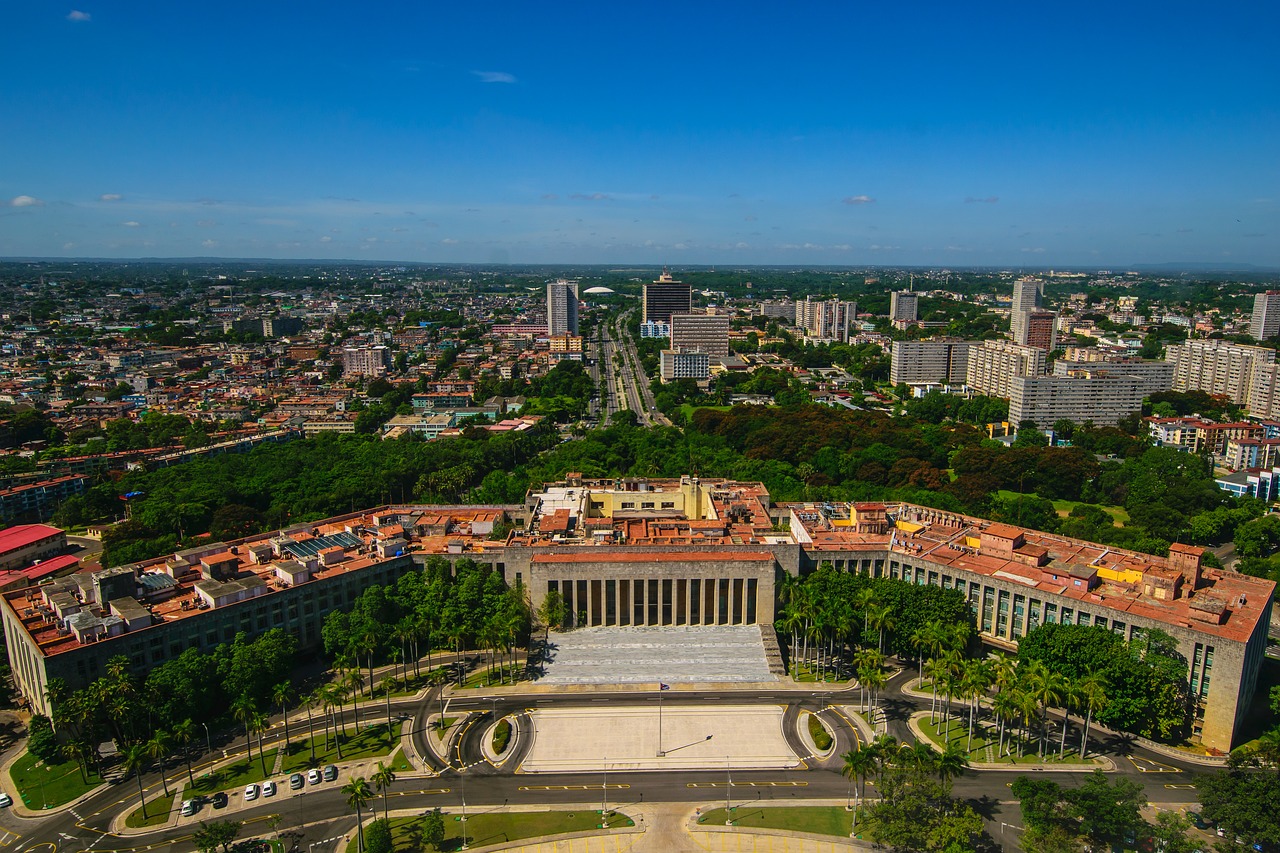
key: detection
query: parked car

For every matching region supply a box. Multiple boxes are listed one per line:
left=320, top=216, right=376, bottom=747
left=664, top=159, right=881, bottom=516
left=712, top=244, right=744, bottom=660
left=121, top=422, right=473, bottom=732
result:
left=307, top=769, right=322, bottom=786
left=289, top=773, right=305, bottom=790
left=212, top=792, right=228, bottom=809
left=0, top=793, right=11, bottom=808
left=180, top=799, right=198, bottom=816
left=262, top=780, right=276, bottom=798
left=323, top=765, right=339, bottom=782
left=244, top=783, right=259, bottom=801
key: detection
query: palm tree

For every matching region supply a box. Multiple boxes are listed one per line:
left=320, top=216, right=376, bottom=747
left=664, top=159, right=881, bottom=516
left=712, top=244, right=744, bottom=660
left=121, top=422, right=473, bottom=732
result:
left=923, top=657, right=949, bottom=724
left=272, top=681, right=294, bottom=754
left=304, top=690, right=321, bottom=764
left=250, top=712, right=270, bottom=776
left=173, top=718, right=198, bottom=788
left=991, top=688, right=1019, bottom=757
left=346, top=669, right=366, bottom=730
left=146, top=729, right=172, bottom=798
left=868, top=733, right=898, bottom=786
left=342, top=777, right=374, bottom=853
left=841, top=746, right=876, bottom=826
left=934, top=740, right=969, bottom=785
left=231, top=694, right=257, bottom=767
left=1025, top=664, right=1067, bottom=759
left=960, top=659, right=993, bottom=753
left=778, top=607, right=804, bottom=679
left=853, top=587, right=877, bottom=645
left=370, top=760, right=397, bottom=821
left=122, top=743, right=150, bottom=820
left=1077, top=672, right=1110, bottom=759
left=1058, top=678, right=1082, bottom=759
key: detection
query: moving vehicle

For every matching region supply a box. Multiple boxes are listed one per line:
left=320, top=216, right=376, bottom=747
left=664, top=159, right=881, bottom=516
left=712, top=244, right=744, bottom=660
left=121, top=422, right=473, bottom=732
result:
left=0, top=793, right=11, bottom=808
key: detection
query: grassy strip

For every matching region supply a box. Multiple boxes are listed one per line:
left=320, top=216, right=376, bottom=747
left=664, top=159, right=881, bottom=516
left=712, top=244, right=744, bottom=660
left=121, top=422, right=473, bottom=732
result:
left=698, top=806, right=854, bottom=837
left=125, top=792, right=175, bottom=828
left=492, top=719, right=512, bottom=754
left=280, top=722, right=399, bottom=774
left=10, top=750, right=103, bottom=809
left=389, top=749, right=415, bottom=773
left=346, top=810, right=634, bottom=853
left=189, top=749, right=281, bottom=795
left=807, top=713, right=833, bottom=751
left=917, top=715, right=1093, bottom=765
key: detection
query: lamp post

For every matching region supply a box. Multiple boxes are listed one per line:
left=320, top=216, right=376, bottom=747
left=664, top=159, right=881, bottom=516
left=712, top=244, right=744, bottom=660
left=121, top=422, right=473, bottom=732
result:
left=459, top=771, right=469, bottom=851
left=725, top=759, right=733, bottom=826
left=201, top=722, right=213, bottom=755
left=600, top=756, right=608, bottom=826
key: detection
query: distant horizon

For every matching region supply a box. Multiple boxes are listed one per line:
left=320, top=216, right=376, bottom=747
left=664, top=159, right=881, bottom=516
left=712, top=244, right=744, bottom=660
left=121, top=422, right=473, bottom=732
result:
left=2, top=256, right=1277, bottom=276
left=3, top=3, right=1276, bottom=265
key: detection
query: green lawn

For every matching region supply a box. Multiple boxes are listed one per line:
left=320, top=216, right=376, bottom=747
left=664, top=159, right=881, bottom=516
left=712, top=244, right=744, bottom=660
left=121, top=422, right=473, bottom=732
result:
left=790, top=661, right=847, bottom=683
left=916, top=715, right=1094, bottom=765
left=677, top=403, right=731, bottom=422
left=454, top=664, right=529, bottom=689
left=807, top=713, right=833, bottom=751
left=189, top=749, right=280, bottom=795
left=10, top=750, right=103, bottom=809
left=125, top=792, right=175, bottom=828
left=389, top=748, right=415, bottom=773
left=346, top=810, right=634, bottom=852
left=995, top=491, right=1129, bottom=525
left=698, top=806, right=854, bottom=837
left=280, top=722, right=400, bottom=774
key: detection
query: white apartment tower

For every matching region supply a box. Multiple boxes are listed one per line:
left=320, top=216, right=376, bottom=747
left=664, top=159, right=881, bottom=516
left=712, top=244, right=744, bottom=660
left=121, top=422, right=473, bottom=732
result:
left=1010, top=277, right=1044, bottom=345
left=1249, top=291, right=1280, bottom=342
left=890, top=291, right=918, bottom=324
left=965, top=340, right=1047, bottom=399
left=547, top=279, right=580, bottom=336
left=795, top=297, right=857, bottom=342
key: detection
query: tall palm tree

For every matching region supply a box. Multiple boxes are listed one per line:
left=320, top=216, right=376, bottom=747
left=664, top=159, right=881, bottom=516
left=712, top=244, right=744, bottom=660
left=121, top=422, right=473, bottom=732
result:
left=961, top=659, right=993, bottom=753
left=1025, top=665, right=1067, bottom=759
left=272, top=681, right=294, bottom=754
left=991, top=688, right=1019, bottom=757
left=304, top=690, right=320, bottom=764
left=346, top=669, right=366, bottom=730
left=342, top=776, right=374, bottom=853
left=122, top=743, right=149, bottom=819
left=841, top=746, right=876, bottom=826
left=934, top=740, right=969, bottom=785
left=853, top=587, right=877, bottom=645
left=867, top=603, right=895, bottom=655
left=370, top=760, right=397, bottom=821
left=146, top=729, right=172, bottom=798
left=250, top=712, right=270, bottom=776
left=923, top=657, right=949, bottom=724
left=231, top=695, right=257, bottom=767
left=1077, top=672, right=1110, bottom=759
left=173, top=718, right=198, bottom=788
left=778, top=607, right=804, bottom=679
left=868, top=733, right=898, bottom=786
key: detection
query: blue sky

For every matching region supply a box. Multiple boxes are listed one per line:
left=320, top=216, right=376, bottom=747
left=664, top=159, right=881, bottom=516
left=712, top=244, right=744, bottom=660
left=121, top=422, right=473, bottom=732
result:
left=2, top=2, right=1278, bottom=267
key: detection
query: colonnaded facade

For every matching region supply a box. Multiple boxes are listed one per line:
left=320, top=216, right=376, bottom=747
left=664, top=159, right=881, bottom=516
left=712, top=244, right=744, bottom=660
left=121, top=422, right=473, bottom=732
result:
left=1, top=475, right=1272, bottom=752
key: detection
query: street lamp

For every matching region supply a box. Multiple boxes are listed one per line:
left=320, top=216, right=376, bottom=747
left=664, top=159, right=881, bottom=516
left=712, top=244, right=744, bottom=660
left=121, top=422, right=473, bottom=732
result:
left=201, top=721, right=213, bottom=755
left=459, top=771, right=469, bottom=851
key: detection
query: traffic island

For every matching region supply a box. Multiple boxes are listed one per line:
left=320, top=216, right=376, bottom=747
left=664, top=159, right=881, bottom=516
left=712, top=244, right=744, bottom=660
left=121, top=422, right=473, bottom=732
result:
left=344, top=809, right=636, bottom=853
left=909, top=711, right=1111, bottom=770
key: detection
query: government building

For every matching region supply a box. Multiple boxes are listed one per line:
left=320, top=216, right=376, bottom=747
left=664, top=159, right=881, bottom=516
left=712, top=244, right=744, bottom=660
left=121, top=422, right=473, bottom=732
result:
left=1, top=476, right=1272, bottom=752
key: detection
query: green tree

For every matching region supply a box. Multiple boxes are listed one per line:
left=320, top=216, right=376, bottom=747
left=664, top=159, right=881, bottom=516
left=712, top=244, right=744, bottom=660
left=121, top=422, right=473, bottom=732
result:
left=1198, top=763, right=1280, bottom=848
left=370, top=760, right=397, bottom=822
left=422, top=808, right=446, bottom=850
left=343, top=776, right=374, bottom=853
left=364, top=818, right=393, bottom=853
left=192, top=820, right=242, bottom=853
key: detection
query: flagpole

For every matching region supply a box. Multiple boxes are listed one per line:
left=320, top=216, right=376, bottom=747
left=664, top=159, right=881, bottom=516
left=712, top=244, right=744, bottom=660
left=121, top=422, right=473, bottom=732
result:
left=657, top=684, right=665, bottom=757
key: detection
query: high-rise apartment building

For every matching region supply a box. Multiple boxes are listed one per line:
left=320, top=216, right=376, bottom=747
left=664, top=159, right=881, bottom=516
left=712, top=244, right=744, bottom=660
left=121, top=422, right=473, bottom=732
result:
left=342, top=345, right=391, bottom=377
left=965, top=340, right=1046, bottom=399
left=1051, top=359, right=1174, bottom=397
left=547, top=279, right=579, bottom=336
left=643, top=269, right=692, bottom=325
left=757, top=299, right=796, bottom=321
left=659, top=349, right=710, bottom=382
left=670, top=313, right=730, bottom=358
left=889, top=291, right=918, bottom=324
left=1009, top=374, right=1147, bottom=428
left=1166, top=339, right=1274, bottom=406
left=1010, top=277, right=1044, bottom=345
left=1023, top=310, right=1058, bottom=351
left=795, top=297, right=857, bottom=342
left=1249, top=291, right=1280, bottom=342
left=890, top=340, right=972, bottom=386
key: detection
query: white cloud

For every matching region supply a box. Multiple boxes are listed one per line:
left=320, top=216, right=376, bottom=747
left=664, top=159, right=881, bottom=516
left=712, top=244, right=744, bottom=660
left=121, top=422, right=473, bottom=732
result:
left=201, top=239, right=217, bottom=248
left=570, top=192, right=612, bottom=201
left=842, top=195, right=875, bottom=205
left=99, top=193, right=122, bottom=202
left=66, top=10, right=91, bottom=22
left=441, top=237, right=459, bottom=245
left=319, top=236, right=332, bottom=243
left=10, top=195, right=43, bottom=207
left=472, top=70, right=517, bottom=84
left=122, top=220, right=141, bottom=227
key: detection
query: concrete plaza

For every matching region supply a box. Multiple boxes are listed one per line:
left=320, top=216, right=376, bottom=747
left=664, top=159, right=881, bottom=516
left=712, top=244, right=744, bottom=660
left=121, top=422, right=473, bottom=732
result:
left=520, top=704, right=800, bottom=772
left=538, top=625, right=775, bottom=685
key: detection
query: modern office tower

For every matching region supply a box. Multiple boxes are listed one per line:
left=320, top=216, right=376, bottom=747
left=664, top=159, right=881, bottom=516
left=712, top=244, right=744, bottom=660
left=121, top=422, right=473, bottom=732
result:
left=670, top=313, right=731, bottom=357
left=965, top=340, right=1047, bottom=399
left=1249, top=291, right=1280, bottom=341
left=757, top=299, right=796, bottom=320
left=1023, top=310, right=1058, bottom=351
left=890, top=339, right=972, bottom=386
left=889, top=291, right=918, bottom=324
left=1009, top=374, right=1147, bottom=427
left=795, top=297, right=857, bottom=342
left=342, top=345, right=391, bottom=377
left=547, top=279, right=580, bottom=336
left=643, top=269, right=692, bottom=324
left=1166, top=338, right=1275, bottom=406
left=659, top=349, right=710, bottom=382
left=1010, top=277, right=1044, bottom=344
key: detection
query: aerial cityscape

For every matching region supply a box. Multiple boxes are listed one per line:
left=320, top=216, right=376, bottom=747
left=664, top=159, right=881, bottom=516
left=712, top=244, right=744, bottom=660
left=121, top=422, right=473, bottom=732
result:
left=2, top=3, right=1279, bottom=853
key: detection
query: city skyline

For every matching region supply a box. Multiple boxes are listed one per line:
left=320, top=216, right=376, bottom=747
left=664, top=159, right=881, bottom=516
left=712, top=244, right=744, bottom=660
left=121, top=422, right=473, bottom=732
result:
left=2, top=2, right=1277, bottom=266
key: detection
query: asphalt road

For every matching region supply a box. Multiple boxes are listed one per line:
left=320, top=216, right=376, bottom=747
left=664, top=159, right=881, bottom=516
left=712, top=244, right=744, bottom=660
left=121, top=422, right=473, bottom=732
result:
left=0, top=674, right=1216, bottom=853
